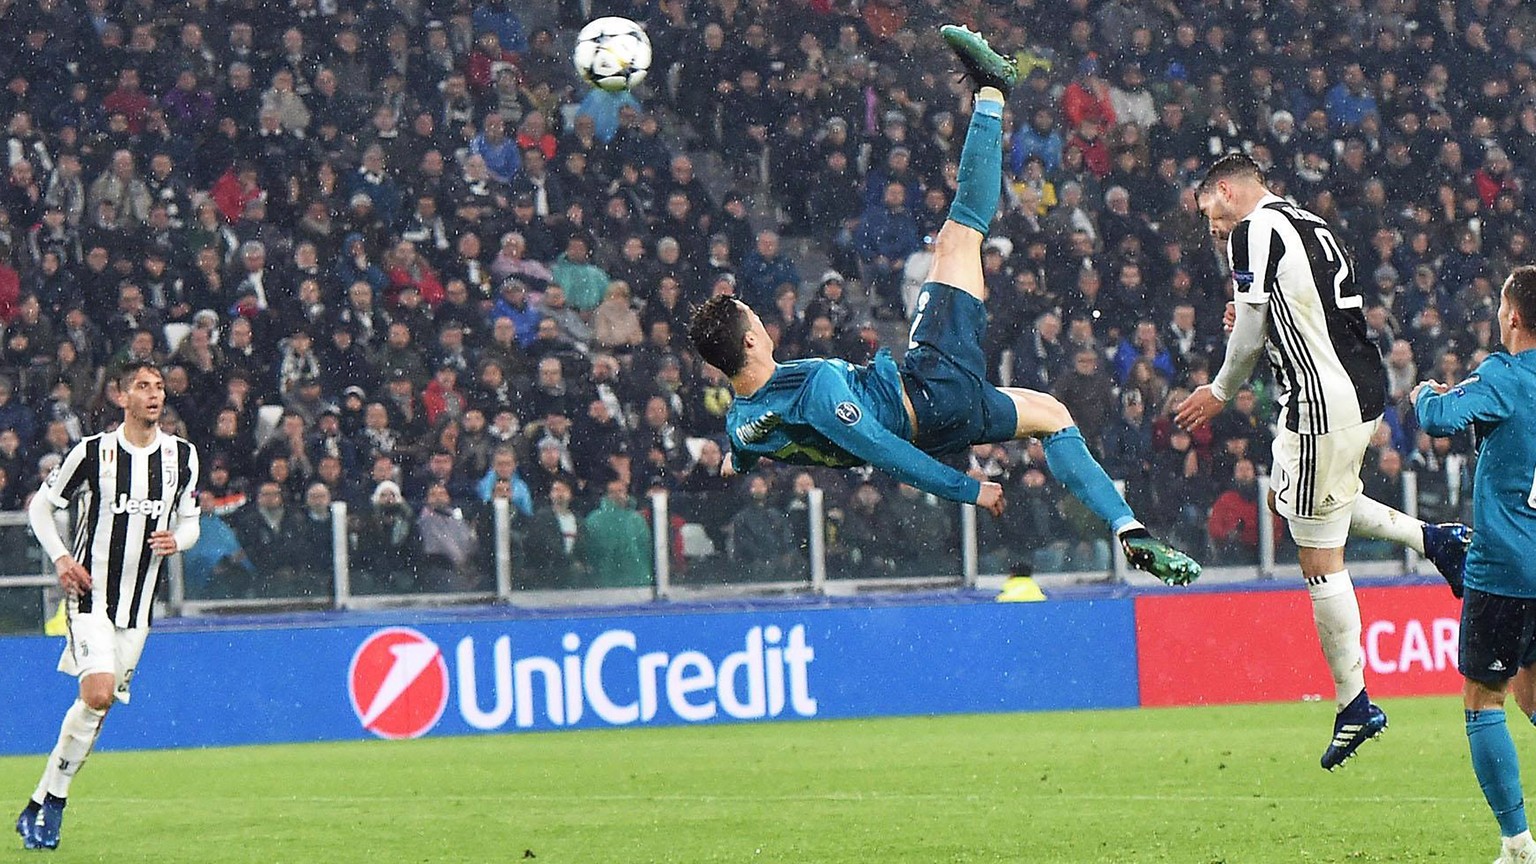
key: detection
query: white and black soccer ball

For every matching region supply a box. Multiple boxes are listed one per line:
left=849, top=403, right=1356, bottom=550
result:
left=573, top=17, right=652, bottom=93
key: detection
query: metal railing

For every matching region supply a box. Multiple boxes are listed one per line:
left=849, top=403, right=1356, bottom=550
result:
left=0, top=471, right=1452, bottom=631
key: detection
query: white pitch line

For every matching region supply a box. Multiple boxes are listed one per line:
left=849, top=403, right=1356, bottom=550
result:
left=82, top=792, right=1476, bottom=805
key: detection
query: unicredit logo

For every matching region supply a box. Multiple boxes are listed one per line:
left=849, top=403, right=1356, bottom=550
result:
left=347, top=627, right=449, bottom=740
left=347, top=624, right=817, bottom=738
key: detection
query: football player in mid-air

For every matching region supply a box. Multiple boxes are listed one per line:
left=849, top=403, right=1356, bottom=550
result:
left=688, top=26, right=1200, bottom=586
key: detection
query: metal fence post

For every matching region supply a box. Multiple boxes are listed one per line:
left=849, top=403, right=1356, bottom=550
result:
left=651, top=489, right=670, bottom=600
left=808, top=487, right=827, bottom=594
left=167, top=554, right=186, bottom=616
left=1403, top=470, right=1420, bottom=576
left=960, top=502, right=978, bottom=588
left=330, top=501, right=350, bottom=609
left=1258, top=474, right=1275, bottom=578
left=493, top=497, right=513, bottom=600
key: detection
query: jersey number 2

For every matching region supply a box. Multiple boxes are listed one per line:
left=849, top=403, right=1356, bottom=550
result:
left=1314, top=228, right=1362, bottom=311
left=1528, top=466, right=1536, bottom=509
left=907, top=290, right=930, bottom=350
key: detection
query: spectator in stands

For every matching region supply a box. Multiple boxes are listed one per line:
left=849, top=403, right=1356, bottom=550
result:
left=417, top=481, right=479, bottom=590
left=524, top=478, right=584, bottom=588
left=295, top=481, right=336, bottom=589
left=232, top=480, right=307, bottom=596
left=727, top=474, right=798, bottom=582
left=856, top=181, right=921, bottom=320
left=355, top=479, right=419, bottom=592
left=582, top=477, right=652, bottom=587
left=740, top=230, right=802, bottom=316
left=489, top=280, right=541, bottom=348
left=1206, top=457, right=1268, bottom=565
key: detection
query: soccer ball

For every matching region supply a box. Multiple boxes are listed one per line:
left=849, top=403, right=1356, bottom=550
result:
left=573, top=17, right=652, bottom=93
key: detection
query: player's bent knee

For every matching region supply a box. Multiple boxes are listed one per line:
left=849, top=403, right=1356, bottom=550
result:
left=1464, top=677, right=1510, bottom=711
left=79, top=674, right=115, bottom=712
left=81, top=690, right=113, bottom=713
left=1009, top=390, right=1074, bottom=437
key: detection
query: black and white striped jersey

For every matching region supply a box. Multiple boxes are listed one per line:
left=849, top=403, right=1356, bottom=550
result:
left=1227, top=194, right=1386, bottom=435
left=42, top=429, right=200, bottom=628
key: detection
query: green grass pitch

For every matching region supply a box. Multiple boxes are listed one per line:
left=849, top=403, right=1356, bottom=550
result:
left=0, top=696, right=1501, bottom=863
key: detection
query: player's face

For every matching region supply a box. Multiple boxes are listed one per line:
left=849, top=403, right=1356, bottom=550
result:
left=1197, top=188, right=1237, bottom=242
left=739, top=300, right=775, bottom=359
left=118, top=369, right=165, bottom=425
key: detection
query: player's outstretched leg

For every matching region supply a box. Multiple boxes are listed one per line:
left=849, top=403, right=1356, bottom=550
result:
left=1348, top=495, right=1471, bottom=597
left=923, top=25, right=1016, bottom=302
left=1004, top=390, right=1201, bottom=585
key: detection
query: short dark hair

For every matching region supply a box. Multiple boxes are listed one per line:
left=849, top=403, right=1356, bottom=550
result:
left=1506, top=265, right=1536, bottom=330
left=1197, top=152, right=1265, bottom=194
left=116, top=360, right=162, bottom=388
left=689, top=295, right=751, bottom=376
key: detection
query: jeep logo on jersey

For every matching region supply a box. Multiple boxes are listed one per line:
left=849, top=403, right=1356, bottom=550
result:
left=835, top=401, right=861, bottom=425
left=111, top=494, right=169, bottom=518
left=348, top=628, right=449, bottom=740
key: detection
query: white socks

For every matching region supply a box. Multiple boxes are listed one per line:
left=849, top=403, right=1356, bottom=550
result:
left=1307, top=570, right=1365, bottom=710
left=33, top=700, right=107, bottom=802
left=1349, top=496, right=1424, bottom=554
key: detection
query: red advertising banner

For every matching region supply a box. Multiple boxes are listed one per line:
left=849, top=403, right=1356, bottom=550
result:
left=1136, top=585, right=1462, bottom=707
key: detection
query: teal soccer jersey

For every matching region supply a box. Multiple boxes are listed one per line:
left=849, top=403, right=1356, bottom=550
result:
left=725, top=350, right=982, bottom=504
left=1417, top=350, right=1536, bottom=598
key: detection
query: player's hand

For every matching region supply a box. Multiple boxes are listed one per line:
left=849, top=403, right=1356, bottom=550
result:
left=975, top=482, right=1005, bottom=517
left=148, top=530, right=179, bottom=557
left=1175, top=384, right=1225, bottom=431
left=1409, top=379, right=1450, bottom=406
left=720, top=452, right=737, bottom=478
left=1223, top=301, right=1236, bottom=334
left=54, top=554, right=91, bottom=596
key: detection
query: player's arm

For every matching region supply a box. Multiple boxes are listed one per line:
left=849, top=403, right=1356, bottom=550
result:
left=150, top=446, right=201, bottom=556
left=721, top=447, right=761, bottom=478
left=804, top=368, right=984, bottom=507
left=1176, top=216, right=1274, bottom=430
left=29, top=439, right=92, bottom=594
left=1413, top=359, right=1512, bottom=436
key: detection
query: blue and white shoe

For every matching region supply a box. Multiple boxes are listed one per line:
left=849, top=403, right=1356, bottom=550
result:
left=1423, top=522, right=1471, bottom=599
left=15, top=801, right=39, bottom=849
left=32, top=795, right=64, bottom=850
left=1321, top=691, right=1388, bottom=771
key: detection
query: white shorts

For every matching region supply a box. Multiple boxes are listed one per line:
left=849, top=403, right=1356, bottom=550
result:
left=58, top=604, right=148, bottom=705
left=1270, top=418, right=1378, bottom=548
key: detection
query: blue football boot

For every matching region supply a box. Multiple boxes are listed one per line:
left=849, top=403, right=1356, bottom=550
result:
left=32, top=795, right=64, bottom=850
left=15, top=801, right=39, bottom=849
left=1321, top=690, right=1388, bottom=771
left=1423, top=522, right=1471, bottom=599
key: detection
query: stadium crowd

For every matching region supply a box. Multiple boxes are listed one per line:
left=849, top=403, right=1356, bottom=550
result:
left=0, top=0, right=1519, bottom=597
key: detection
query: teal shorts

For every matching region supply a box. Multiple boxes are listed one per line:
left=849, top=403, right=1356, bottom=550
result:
left=900, top=282, right=1019, bottom=456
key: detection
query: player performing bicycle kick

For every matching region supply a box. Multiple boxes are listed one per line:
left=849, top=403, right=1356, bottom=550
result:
left=688, top=26, right=1200, bottom=586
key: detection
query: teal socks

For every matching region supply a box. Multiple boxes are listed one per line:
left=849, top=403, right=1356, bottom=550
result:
left=946, top=97, right=1003, bottom=235
left=1042, top=426, right=1137, bottom=533
left=1469, top=709, right=1529, bottom=838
